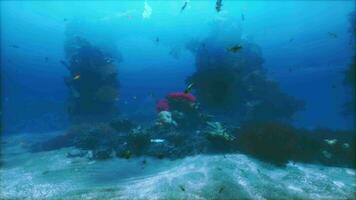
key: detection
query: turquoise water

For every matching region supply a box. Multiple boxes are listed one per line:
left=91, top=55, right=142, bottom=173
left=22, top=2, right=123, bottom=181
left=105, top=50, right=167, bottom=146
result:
left=1, top=1, right=355, bottom=199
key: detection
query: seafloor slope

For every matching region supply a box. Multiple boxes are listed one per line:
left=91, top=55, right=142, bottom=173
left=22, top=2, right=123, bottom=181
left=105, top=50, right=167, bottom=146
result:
left=0, top=132, right=355, bottom=200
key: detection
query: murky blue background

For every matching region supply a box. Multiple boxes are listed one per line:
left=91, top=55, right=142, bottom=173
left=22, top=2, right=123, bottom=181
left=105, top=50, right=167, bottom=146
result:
left=1, top=1, right=354, bottom=132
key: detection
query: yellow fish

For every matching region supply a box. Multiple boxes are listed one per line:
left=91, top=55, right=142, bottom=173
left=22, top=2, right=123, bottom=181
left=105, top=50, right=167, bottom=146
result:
left=227, top=45, right=243, bottom=53
left=184, top=83, right=195, bottom=94
left=73, top=74, right=80, bottom=80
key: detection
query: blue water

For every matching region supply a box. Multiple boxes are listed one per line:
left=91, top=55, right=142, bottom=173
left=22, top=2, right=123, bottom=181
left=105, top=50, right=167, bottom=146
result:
left=1, top=1, right=355, bottom=199
left=1, top=1, right=355, bottom=133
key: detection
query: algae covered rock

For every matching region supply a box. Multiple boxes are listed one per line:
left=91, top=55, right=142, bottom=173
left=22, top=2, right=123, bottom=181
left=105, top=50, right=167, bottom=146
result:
left=109, top=118, right=135, bottom=132
left=236, top=121, right=300, bottom=166
left=127, top=126, right=151, bottom=154
left=205, top=121, right=236, bottom=150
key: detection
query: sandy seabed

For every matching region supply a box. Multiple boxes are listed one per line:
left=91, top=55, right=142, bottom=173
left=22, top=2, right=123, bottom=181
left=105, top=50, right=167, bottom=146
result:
left=0, top=132, right=355, bottom=200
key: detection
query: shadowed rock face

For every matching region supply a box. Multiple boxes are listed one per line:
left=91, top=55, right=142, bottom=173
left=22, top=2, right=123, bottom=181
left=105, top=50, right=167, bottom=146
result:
left=63, top=37, right=121, bottom=123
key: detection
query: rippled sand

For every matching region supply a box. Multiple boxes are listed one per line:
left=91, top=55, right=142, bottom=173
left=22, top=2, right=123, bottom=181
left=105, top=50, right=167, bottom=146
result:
left=1, top=133, right=355, bottom=200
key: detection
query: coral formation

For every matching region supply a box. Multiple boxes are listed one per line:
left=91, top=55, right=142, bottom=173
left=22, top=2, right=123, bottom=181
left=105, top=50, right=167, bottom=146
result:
left=343, top=11, right=356, bottom=116
left=155, top=92, right=205, bottom=130
left=29, top=17, right=353, bottom=170
left=63, top=36, right=121, bottom=123
left=236, top=121, right=300, bottom=165
left=31, top=118, right=355, bottom=168
left=206, top=122, right=234, bottom=141
left=236, top=121, right=355, bottom=167
left=167, top=92, right=196, bottom=103
left=156, top=99, right=169, bottom=112
left=185, top=21, right=304, bottom=122
left=127, top=126, right=151, bottom=154
left=110, top=118, right=135, bottom=132
left=156, top=111, right=177, bottom=127
left=205, top=121, right=236, bottom=150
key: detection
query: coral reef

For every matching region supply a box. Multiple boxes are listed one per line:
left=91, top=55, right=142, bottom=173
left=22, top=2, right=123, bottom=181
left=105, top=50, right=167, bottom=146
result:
left=167, top=92, right=196, bottom=103
left=156, top=111, right=177, bottom=127
left=110, top=118, right=135, bottom=132
left=155, top=92, right=206, bottom=130
left=205, top=121, right=236, bottom=150
left=29, top=18, right=353, bottom=169
left=63, top=36, right=121, bottom=123
left=343, top=11, right=356, bottom=116
left=185, top=22, right=304, bottom=122
left=31, top=117, right=355, bottom=168
left=236, top=121, right=301, bottom=165
left=156, top=99, right=169, bottom=112
left=126, top=126, right=151, bottom=155
left=236, top=121, right=355, bottom=167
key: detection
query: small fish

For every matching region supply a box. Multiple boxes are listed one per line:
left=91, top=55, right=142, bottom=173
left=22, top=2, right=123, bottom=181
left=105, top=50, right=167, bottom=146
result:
left=289, top=38, right=294, bottom=42
left=150, top=139, right=165, bottom=143
left=73, top=74, right=81, bottom=80
left=241, top=13, right=245, bottom=21
left=181, top=1, right=188, bottom=12
left=215, top=0, right=223, bottom=12
left=179, top=185, right=185, bottom=192
left=328, top=32, right=338, bottom=38
left=184, top=83, right=195, bottom=94
left=9, top=45, right=19, bottom=48
left=324, top=139, right=337, bottom=145
left=132, top=96, right=137, bottom=100
left=45, top=57, right=49, bottom=63
left=156, top=37, right=159, bottom=44
left=63, top=18, right=67, bottom=22
left=218, top=186, right=225, bottom=193
left=227, top=45, right=242, bottom=53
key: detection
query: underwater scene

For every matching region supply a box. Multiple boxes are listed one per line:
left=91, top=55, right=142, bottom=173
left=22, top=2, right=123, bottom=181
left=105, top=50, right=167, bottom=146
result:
left=0, top=1, right=355, bottom=199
